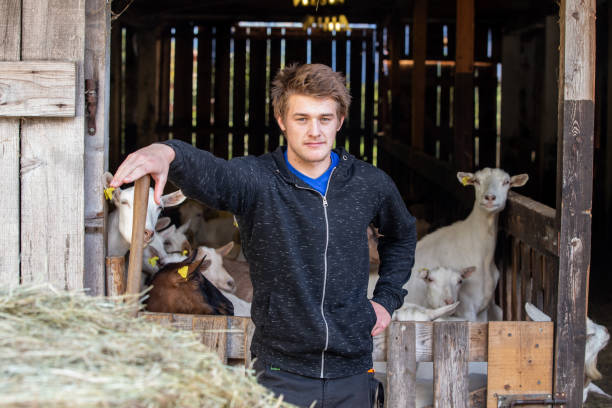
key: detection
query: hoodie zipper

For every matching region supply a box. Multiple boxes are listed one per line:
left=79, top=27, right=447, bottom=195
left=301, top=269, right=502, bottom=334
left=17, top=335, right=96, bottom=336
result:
left=292, top=167, right=336, bottom=378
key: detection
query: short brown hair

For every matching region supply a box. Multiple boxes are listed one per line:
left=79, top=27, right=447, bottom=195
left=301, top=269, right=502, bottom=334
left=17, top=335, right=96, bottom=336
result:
left=271, top=63, right=351, bottom=120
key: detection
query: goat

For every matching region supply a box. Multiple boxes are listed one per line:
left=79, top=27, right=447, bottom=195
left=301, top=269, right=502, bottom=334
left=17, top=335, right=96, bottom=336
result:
left=524, top=302, right=611, bottom=403
left=146, top=250, right=234, bottom=315
left=103, top=172, right=186, bottom=257
left=223, top=257, right=253, bottom=303
left=179, top=199, right=238, bottom=248
left=404, top=168, right=528, bottom=321
left=197, top=242, right=237, bottom=293
left=157, top=220, right=192, bottom=256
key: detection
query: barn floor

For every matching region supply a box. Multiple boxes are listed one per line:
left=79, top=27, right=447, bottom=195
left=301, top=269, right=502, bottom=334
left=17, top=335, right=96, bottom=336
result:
left=583, top=284, right=612, bottom=407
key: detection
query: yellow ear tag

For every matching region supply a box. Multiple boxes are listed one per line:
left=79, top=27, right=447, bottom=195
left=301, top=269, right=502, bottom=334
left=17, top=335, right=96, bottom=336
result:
left=233, top=216, right=239, bottom=229
left=182, top=250, right=188, bottom=256
left=177, top=266, right=189, bottom=279
left=104, top=187, right=115, bottom=200
left=461, top=176, right=471, bottom=186
left=418, top=267, right=430, bottom=273
left=148, top=256, right=159, bottom=267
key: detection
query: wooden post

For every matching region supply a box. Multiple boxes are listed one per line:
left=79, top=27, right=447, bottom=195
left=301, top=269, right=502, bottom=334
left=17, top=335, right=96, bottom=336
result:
left=105, top=256, right=125, bottom=296
left=454, top=0, right=474, bottom=170
left=0, top=0, right=21, bottom=286
left=433, top=322, right=469, bottom=408
left=84, top=0, right=111, bottom=296
left=388, top=13, right=402, bottom=141
left=125, top=175, right=150, bottom=311
left=20, top=0, right=85, bottom=289
left=386, top=322, right=416, bottom=408
left=554, top=0, right=596, bottom=406
left=411, top=0, right=427, bottom=151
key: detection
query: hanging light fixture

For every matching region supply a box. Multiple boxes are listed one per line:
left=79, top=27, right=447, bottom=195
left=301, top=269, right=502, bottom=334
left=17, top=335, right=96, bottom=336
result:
left=293, top=0, right=345, bottom=6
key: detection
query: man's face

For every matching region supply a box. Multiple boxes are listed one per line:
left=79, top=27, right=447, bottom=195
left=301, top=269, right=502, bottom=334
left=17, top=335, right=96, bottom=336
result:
left=277, top=94, right=344, bottom=167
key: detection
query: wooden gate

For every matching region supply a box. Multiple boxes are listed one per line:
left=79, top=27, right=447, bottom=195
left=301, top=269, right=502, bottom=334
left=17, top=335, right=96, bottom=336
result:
left=140, top=313, right=555, bottom=408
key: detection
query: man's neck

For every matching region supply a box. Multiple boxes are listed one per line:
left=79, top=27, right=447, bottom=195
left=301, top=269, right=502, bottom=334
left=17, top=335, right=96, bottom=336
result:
left=286, top=151, right=332, bottom=179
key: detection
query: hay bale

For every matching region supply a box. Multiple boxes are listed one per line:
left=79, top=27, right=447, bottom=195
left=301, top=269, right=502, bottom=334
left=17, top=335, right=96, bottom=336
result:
left=0, top=284, right=289, bottom=408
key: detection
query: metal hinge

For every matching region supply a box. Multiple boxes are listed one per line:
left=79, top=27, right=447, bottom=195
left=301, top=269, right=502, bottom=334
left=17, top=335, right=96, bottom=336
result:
left=85, top=79, right=98, bottom=135
left=497, top=393, right=567, bottom=407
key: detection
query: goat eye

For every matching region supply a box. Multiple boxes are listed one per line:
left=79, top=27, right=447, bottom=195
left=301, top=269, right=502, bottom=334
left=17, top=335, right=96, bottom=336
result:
left=458, top=279, right=463, bottom=284
left=503, top=180, right=510, bottom=185
left=473, top=179, right=480, bottom=185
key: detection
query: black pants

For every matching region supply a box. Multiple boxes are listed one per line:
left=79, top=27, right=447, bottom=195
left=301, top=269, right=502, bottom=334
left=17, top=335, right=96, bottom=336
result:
left=253, top=358, right=383, bottom=408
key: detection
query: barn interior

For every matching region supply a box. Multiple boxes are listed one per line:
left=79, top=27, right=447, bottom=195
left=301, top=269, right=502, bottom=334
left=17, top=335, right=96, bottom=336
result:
left=109, top=1, right=611, bottom=401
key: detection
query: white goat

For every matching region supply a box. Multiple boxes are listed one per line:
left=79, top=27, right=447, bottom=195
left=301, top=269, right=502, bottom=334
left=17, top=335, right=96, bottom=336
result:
left=524, top=302, right=611, bottom=403
left=197, top=242, right=237, bottom=294
left=157, top=220, right=192, bottom=256
left=179, top=199, right=238, bottom=248
left=404, top=168, right=528, bottom=321
left=103, top=172, right=187, bottom=257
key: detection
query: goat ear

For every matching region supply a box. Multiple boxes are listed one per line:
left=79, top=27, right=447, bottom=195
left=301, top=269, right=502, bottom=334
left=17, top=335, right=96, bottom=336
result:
left=161, top=190, right=187, bottom=208
left=418, top=268, right=430, bottom=281
left=457, top=172, right=475, bottom=186
left=159, top=224, right=176, bottom=238
left=461, top=266, right=476, bottom=279
left=103, top=172, right=114, bottom=188
left=216, top=241, right=234, bottom=257
left=155, top=217, right=171, bottom=232
left=510, top=174, right=529, bottom=188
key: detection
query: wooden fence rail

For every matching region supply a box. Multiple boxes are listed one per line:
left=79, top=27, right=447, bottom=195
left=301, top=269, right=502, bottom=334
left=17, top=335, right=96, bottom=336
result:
left=140, top=313, right=554, bottom=408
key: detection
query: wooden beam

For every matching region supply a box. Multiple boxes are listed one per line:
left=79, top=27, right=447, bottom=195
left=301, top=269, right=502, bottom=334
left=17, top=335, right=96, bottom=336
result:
left=213, top=24, right=230, bottom=159
left=0, top=0, right=21, bottom=286
left=454, top=0, right=474, bottom=170
left=433, top=322, right=469, bottom=408
left=84, top=0, right=111, bottom=296
left=20, top=0, right=85, bottom=289
left=0, top=61, right=76, bottom=117
left=554, top=0, right=596, bottom=406
left=387, top=322, right=416, bottom=408
left=411, top=0, right=427, bottom=150
left=172, top=24, right=194, bottom=143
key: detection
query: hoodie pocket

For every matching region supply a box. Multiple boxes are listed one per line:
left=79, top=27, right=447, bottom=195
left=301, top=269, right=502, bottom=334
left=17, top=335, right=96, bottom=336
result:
left=366, top=300, right=377, bottom=331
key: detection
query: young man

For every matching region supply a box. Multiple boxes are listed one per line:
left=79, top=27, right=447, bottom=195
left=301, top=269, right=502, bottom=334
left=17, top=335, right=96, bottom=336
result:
left=111, top=63, right=416, bottom=407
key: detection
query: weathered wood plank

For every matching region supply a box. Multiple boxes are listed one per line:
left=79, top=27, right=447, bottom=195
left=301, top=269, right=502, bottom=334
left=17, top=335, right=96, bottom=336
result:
left=334, top=31, right=347, bottom=149
left=363, top=31, right=374, bottom=163
left=232, top=31, right=246, bottom=157
left=348, top=31, right=362, bottom=156
left=172, top=24, right=193, bottom=143
left=248, top=36, right=266, bottom=156
left=244, top=319, right=256, bottom=368
left=554, top=99, right=594, bottom=406
left=105, top=256, right=125, bottom=296
left=193, top=315, right=229, bottom=363
left=411, top=0, right=427, bottom=151
left=195, top=25, right=211, bottom=151
left=500, top=191, right=558, bottom=256
left=0, top=61, right=76, bottom=117
left=0, top=0, right=21, bottom=287
left=511, top=238, right=519, bottom=321
left=454, top=0, right=474, bottom=170
left=213, top=24, right=230, bottom=159
left=84, top=0, right=111, bottom=296
left=20, top=0, right=85, bottom=289
left=487, top=321, right=554, bottom=407
left=433, top=322, right=469, bottom=408
left=386, top=321, right=416, bottom=408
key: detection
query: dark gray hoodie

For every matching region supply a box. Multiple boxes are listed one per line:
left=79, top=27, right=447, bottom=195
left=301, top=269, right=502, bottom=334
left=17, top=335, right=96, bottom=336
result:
left=162, top=140, right=416, bottom=378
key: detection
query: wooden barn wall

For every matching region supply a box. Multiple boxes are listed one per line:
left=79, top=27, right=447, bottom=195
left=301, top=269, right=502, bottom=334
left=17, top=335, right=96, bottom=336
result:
left=110, top=23, right=380, bottom=171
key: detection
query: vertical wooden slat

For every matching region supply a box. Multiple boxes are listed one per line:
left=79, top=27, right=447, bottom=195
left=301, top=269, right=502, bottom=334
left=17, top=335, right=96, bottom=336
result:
left=554, top=1, right=595, bottom=404
left=348, top=31, right=362, bottom=156
left=499, top=233, right=508, bottom=320
left=105, top=256, right=125, bottom=296
left=439, top=66, right=452, bottom=162
left=173, top=24, right=194, bottom=143
left=248, top=35, right=266, bottom=156
left=334, top=32, right=348, bottom=149
left=213, top=24, right=230, bottom=159
left=84, top=0, right=111, bottom=296
left=196, top=25, right=211, bottom=151
left=363, top=31, right=374, bottom=163
left=477, top=66, right=498, bottom=168
left=0, top=0, right=21, bottom=286
left=387, top=321, right=416, bottom=408
left=244, top=319, right=256, bottom=368
left=20, top=0, right=85, bottom=289
left=268, top=33, right=281, bottom=151
left=232, top=30, right=246, bottom=157
left=511, top=238, right=519, bottom=321
left=284, top=36, right=306, bottom=66
left=411, top=0, right=427, bottom=151
left=454, top=0, right=475, bottom=170
left=520, top=243, right=530, bottom=320
left=433, top=322, right=469, bottom=408
left=311, top=31, right=332, bottom=67
left=109, top=25, right=123, bottom=171
left=533, top=251, right=544, bottom=310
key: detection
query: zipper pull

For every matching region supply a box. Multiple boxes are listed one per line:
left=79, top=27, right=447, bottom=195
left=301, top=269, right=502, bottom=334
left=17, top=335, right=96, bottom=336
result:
left=322, top=196, right=328, bottom=207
